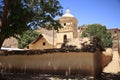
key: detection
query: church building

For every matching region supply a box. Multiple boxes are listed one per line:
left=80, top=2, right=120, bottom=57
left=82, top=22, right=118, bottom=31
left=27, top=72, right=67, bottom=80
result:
left=29, top=9, right=79, bottom=49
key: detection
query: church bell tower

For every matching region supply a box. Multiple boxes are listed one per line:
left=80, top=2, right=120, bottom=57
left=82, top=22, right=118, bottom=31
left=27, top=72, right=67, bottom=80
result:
left=56, top=9, right=78, bottom=48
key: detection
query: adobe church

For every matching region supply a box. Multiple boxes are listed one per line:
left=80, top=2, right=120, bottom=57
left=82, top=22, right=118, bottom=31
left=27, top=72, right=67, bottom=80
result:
left=29, top=9, right=79, bottom=49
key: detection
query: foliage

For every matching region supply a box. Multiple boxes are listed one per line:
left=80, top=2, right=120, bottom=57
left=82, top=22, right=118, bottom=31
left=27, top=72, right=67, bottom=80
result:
left=0, top=0, right=63, bottom=48
left=1, top=0, right=32, bottom=38
left=24, top=0, right=63, bottom=30
left=18, top=30, right=39, bottom=49
left=81, top=24, right=112, bottom=48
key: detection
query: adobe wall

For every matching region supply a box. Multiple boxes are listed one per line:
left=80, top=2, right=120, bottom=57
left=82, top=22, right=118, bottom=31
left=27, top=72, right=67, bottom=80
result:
left=0, top=50, right=112, bottom=77
left=29, top=37, right=54, bottom=49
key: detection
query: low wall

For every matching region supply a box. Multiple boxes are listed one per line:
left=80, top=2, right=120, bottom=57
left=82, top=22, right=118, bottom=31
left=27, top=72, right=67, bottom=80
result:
left=0, top=50, right=105, bottom=77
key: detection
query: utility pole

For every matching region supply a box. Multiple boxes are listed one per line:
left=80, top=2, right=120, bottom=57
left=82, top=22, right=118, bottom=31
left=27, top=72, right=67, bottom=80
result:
left=77, top=29, right=80, bottom=40
left=53, top=27, right=54, bottom=48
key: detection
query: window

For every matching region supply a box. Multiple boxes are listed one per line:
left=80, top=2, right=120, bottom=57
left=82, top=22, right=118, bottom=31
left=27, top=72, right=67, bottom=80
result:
left=63, top=35, right=67, bottom=43
left=43, top=42, right=46, bottom=46
left=63, top=23, right=66, bottom=26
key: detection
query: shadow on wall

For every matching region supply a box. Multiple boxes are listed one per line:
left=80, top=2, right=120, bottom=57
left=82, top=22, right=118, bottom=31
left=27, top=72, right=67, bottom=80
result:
left=0, top=48, right=112, bottom=78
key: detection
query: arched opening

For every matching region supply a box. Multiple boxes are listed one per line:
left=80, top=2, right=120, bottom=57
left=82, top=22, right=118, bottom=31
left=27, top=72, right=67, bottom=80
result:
left=63, top=35, right=67, bottom=43
left=64, top=23, right=66, bottom=26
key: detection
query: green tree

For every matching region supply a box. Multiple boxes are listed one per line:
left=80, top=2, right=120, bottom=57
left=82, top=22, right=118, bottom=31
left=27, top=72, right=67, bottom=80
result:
left=18, top=30, right=39, bottom=49
left=0, top=0, right=63, bottom=49
left=81, top=24, right=112, bottom=48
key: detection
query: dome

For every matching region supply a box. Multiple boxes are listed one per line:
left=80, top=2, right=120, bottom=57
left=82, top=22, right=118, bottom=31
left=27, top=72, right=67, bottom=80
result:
left=62, top=9, right=74, bottom=17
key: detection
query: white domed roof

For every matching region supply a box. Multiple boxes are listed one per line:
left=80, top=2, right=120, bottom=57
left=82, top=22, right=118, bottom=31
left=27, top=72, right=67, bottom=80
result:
left=62, top=9, right=74, bottom=17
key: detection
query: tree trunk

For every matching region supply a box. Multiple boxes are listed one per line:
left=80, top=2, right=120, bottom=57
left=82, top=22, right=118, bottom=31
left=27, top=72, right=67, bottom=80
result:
left=0, top=36, right=5, bottom=49
left=0, top=0, right=9, bottom=49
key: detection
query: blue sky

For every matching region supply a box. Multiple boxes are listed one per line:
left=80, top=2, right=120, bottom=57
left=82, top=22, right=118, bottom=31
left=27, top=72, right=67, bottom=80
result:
left=59, top=0, right=120, bottom=29
left=0, top=0, right=119, bottom=29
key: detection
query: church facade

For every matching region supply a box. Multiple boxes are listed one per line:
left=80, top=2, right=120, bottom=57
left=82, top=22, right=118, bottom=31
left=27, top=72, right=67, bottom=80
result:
left=29, top=9, right=79, bottom=49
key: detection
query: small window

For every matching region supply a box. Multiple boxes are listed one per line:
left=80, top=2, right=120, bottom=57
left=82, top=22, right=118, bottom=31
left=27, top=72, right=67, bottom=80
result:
left=43, top=42, right=46, bottom=46
left=64, top=23, right=66, bottom=26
